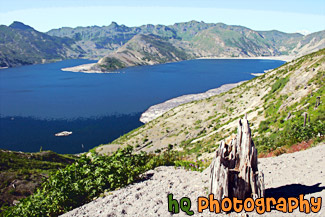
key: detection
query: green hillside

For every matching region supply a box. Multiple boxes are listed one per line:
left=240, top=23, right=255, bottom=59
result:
left=0, top=150, right=76, bottom=212
left=96, top=49, right=325, bottom=159
left=190, top=24, right=277, bottom=57
left=95, top=34, right=190, bottom=71
left=0, top=22, right=85, bottom=67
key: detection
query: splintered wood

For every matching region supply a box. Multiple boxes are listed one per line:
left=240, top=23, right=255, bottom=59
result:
left=209, top=118, right=265, bottom=200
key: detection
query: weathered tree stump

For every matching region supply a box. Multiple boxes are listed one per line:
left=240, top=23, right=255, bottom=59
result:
left=209, top=118, right=265, bottom=201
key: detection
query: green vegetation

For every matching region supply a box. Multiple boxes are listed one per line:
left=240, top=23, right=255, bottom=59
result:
left=0, top=22, right=84, bottom=67
left=97, top=34, right=190, bottom=71
left=137, top=34, right=189, bottom=62
left=270, top=77, right=289, bottom=93
left=2, top=146, right=180, bottom=216
left=255, top=70, right=325, bottom=153
left=99, top=57, right=125, bottom=71
left=174, top=159, right=210, bottom=172
left=0, top=150, right=75, bottom=171
left=0, top=150, right=76, bottom=212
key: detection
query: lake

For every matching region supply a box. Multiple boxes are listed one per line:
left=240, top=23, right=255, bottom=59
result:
left=0, top=59, right=284, bottom=153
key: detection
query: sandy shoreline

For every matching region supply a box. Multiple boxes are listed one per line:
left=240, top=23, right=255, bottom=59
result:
left=197, top=55, right=295, bottom=62
left=140, top=81, right=246, bottom=123
left=61, top=55, right=294, bottom=74
left=61, top=63, right=119, bottom=74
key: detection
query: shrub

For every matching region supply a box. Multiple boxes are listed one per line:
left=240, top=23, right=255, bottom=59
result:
left=3, top=146, right=179, bottom=216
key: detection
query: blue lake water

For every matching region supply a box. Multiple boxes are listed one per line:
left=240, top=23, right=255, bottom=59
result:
left=0, top=59, right=285, bottom=153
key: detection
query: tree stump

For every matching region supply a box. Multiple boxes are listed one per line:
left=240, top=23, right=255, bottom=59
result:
left=209, top=118, right=265, bottom=201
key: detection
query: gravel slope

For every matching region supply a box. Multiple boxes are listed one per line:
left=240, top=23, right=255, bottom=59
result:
left=62, top=144, right=325, bottom=217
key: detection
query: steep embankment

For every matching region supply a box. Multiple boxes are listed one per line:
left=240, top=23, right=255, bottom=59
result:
left=96, top=49, right=324, bottom=158
left=0, top=22, right=84, bottom=68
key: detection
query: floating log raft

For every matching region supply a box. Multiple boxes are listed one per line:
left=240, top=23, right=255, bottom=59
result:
left=55, top=131, right=72, bottom=137
left=209, top=118, right=265, bottom=201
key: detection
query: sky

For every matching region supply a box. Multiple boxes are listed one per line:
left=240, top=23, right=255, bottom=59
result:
left=0, top=0, right=324, bottom=34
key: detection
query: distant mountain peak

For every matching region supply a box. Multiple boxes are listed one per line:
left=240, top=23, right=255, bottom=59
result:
left=9, top=21, right=34, bottom=31
left=109, top=21, right=119, bottom=27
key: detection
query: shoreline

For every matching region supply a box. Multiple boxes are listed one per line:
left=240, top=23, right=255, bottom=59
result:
left=139, top=57, right=289, bottom=123
left=196, top=55, right=295, bottom=62
left=62, top=55, right=294, bottom=74
left=140, top=81, right=246, bottom=123
left=61, top=63, right=119, bottom=74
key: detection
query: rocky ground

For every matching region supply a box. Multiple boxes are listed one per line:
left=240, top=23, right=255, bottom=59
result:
left=62, top=143, right=325, bottom=217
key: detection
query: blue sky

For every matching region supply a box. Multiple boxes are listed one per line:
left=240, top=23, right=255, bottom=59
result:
left=0, top=0, right=324, bottom=34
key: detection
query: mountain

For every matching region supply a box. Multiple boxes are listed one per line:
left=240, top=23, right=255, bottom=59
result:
left=47, top=21, right=325, bottom=60
left=257, top=30, right=303, bottom=55
left=169, top=20, right=216, bottom=41
left=188, top=23, right=279, bottom=57
left=291, top=30, right=325, bottom=56
left=95, top=49, right=325, bottom=159
left=0, top=22, right=85, bottom=67
left=47, top=22, right=179, bottom=58
left=92, top=34, right=190, bottom=71
left=2, top=21, right=324, bottom=68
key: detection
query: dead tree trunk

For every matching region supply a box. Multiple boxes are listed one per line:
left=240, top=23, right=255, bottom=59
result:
left=209, top=118, right=265, bottom=201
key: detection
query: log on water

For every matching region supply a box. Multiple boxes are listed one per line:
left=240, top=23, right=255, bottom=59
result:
left=209, top=118, right=265, bottom=201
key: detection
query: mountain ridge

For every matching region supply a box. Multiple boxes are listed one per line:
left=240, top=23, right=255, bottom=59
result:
left=0, top=22, right=85, bottom=67
left=47, top=20, right=325, bottom=71
left=1, top=20, right=325, bottom=69
left=47, top=20, right=325, bottom=58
